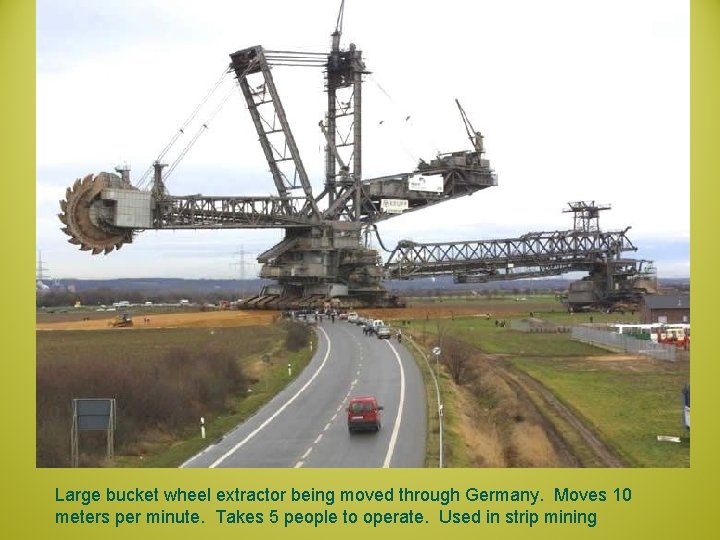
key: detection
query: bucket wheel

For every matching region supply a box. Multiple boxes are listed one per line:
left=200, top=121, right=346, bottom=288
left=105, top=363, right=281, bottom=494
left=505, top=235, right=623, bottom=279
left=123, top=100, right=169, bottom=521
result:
left=58, top=172, right=135, bottom=254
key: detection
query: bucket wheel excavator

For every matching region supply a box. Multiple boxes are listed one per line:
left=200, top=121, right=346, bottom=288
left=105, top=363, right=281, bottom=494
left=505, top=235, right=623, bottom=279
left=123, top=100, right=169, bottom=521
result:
left=59, top=1, right=651, bottom=311
left=59, top=172, right=136, bottom=255
left=59, top=1, right=496, bottom=308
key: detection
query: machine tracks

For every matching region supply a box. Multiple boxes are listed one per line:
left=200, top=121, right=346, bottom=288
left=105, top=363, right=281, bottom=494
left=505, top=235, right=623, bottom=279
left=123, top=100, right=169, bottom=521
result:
left=486, top=355, right=626, bottom=468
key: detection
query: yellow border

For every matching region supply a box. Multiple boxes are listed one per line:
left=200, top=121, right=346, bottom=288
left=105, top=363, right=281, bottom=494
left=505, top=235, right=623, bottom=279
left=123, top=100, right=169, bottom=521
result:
left=3, top=0, right=717, bottom=538
left=691, top=0, right=720, bottom=480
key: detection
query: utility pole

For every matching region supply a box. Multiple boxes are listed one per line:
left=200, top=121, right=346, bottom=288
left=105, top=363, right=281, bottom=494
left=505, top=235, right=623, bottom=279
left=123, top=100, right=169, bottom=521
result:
left=237, top=245, right=245, bottom=282
left=232, top=245, right=255, bottom=297
left=36, top=250, right=49, bottom=281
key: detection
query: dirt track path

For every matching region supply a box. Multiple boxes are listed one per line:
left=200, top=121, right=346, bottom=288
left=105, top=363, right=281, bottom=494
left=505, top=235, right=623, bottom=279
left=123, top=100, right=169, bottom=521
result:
left=488, top=355, right=626, bottom=467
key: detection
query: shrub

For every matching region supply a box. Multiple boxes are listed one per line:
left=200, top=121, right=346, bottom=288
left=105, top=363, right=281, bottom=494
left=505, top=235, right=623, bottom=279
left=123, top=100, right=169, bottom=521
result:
left=284, top=322, right=310, bottom=352
left=36, top=343, right=248, bottom=466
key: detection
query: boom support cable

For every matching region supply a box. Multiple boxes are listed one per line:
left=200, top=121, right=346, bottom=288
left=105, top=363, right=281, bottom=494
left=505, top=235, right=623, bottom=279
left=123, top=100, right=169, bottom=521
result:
left=368, top=74, right=442, bottom=160
left=136, top=67, right=231, bottom=189
left=164, top=79, right=240, bottom=181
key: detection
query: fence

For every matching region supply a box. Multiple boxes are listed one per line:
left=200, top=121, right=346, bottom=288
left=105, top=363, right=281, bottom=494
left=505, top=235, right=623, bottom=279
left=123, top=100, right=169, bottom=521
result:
left=571, top=326, right=677, bottom=361
left=510, top=320, right=571, bottom=333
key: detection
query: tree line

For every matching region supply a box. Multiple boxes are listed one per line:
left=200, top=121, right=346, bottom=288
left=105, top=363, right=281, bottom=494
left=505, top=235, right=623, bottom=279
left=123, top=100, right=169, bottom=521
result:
left=36, top=288, right=244, bottom=308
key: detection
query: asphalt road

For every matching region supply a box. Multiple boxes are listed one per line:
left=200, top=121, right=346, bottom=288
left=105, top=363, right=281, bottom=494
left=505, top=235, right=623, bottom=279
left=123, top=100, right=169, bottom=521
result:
left=181, top=320, right=427, bottom=468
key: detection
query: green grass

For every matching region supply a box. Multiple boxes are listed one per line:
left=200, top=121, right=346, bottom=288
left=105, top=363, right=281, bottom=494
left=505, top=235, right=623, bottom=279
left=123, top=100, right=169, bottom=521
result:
left=532, top=310, right=640, bottom=326
left=410, top=316, right=607, bottom=356
left=405, top=334, right=483, bottom=468
left=436, top=371, right=476, bottom=467
left=404, top=338, right=442, bottom=468
left=405, top=310, right=689, bottom=468
left=511, top=357, right=689, bottom=467
left=36, top=326, right=278, bottom=363
left=407, top=294, right=560, bottom=307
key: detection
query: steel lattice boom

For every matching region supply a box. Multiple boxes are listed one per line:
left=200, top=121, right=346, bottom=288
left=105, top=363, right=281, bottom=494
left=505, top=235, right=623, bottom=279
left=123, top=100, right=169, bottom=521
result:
left=384, top=203, right=656, bottom=308
left=385, top=229, right=635, bottom=279
left=56, top=4, right=653, bottom=310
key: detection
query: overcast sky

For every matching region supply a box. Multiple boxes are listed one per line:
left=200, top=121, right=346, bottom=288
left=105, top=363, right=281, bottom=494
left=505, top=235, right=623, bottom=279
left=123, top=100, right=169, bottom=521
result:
left=36, top=0, right=689, bottom=280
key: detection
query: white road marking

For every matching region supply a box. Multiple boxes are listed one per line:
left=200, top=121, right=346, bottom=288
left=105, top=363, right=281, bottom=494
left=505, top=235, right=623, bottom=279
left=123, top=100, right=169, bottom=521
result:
left=382, top=341, right=406, bottom=468
left=300, top=374, right=356, bottom=467
left=204, top=326, right=333, bottom=468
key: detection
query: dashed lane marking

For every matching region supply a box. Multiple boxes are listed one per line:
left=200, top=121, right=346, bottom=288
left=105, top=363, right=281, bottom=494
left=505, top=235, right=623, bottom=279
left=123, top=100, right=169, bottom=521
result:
left=204, top=326, right=333, bottom=468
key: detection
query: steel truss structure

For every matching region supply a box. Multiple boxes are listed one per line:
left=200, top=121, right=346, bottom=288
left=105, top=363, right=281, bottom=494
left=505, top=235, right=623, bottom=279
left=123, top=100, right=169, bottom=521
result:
left=385, top=202, right=656, bottom=308
left=58, top=2, right=651, bottom=310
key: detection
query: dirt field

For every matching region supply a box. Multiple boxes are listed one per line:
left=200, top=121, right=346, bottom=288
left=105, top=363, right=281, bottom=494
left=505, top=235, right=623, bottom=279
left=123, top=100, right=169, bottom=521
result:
left=36, top=304, right=531, bottom=331
left=362, top=303, right=553, bottom=322
left=36, top=310, right=277, bottom=330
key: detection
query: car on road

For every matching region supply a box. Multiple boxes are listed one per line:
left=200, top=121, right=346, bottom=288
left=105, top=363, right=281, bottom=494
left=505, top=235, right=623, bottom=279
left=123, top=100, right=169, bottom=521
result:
left=347, top=312, right=359, bottom=323
left=376, top=325, right=392, bottom=339
left=372, top=319, right=384, bottom=330
left=347, top=396, right=383, bottom=433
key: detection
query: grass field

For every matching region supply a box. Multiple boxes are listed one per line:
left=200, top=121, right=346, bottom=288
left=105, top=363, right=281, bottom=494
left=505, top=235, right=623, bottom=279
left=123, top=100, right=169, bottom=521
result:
left=37, top=325, right=277, bottom=360
left=407, top=316, right=607, bottom=356
left=512, top=357, right=689, bottom=467
left=405, top=306, right=690, bottom=468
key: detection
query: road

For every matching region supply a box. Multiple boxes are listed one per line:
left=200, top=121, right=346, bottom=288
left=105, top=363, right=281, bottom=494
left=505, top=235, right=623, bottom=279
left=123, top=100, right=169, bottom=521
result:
left=182, top=320, right=427, bottom=468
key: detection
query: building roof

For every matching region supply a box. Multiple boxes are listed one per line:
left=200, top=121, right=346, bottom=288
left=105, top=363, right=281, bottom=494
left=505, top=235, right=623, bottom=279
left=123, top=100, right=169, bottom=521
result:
left=643, top=294, right=690, bottom=310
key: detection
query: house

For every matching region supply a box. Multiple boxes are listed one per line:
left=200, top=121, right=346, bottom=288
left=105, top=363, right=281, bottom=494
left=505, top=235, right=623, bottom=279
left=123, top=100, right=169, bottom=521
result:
left=639, top=294, right=690, bottom=324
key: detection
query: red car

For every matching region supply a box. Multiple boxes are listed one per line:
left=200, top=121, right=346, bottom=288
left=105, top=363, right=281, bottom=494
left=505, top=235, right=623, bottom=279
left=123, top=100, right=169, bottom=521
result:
left=347, top=396, right=383, bottom=433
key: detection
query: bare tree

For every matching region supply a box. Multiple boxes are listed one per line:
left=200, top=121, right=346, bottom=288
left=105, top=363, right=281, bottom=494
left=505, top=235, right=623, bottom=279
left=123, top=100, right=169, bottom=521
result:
left=442, top=336, right=474, bottom=385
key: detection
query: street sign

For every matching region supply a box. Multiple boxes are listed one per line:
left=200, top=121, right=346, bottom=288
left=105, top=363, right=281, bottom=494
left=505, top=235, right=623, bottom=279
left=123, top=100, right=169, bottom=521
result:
left=432, top=346, right=441, bottom=356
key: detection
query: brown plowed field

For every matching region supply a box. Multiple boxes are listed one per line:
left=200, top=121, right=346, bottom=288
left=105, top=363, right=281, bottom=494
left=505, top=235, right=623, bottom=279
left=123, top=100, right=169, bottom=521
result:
left=360, top=302, right=552, bottom=321
left=36, top=310, right=277, bottom=330
left=36, top=304, right=531, bottom=331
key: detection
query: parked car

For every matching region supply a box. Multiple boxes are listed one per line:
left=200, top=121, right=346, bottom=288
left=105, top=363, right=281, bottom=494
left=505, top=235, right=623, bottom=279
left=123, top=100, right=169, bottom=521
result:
left=367, top=319, right=384, bottom=335
left=347, top=396, right=383, bottom=433
left=376, top=325, right=392, bottom=339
